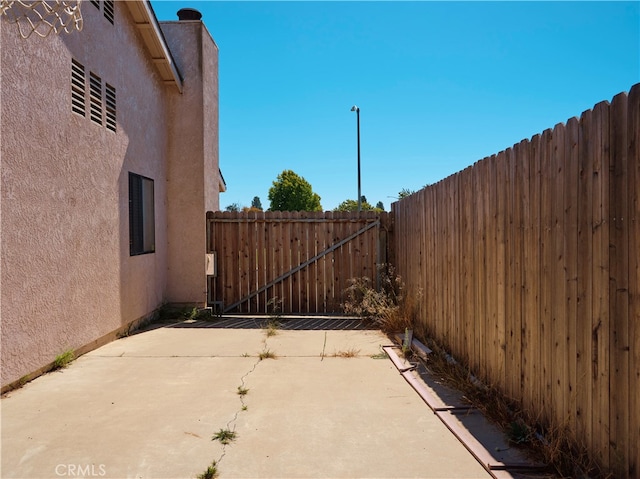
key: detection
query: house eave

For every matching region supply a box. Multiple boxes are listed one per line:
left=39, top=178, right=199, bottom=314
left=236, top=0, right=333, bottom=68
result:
left=125, top=0, right=183, bottom=93
left=219, top=168, right=227, bottom=193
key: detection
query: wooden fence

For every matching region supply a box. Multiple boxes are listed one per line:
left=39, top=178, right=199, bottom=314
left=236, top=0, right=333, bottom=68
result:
left=207, top=211, right=391, bottom=314
left=392, top=84, right=639, bottom=477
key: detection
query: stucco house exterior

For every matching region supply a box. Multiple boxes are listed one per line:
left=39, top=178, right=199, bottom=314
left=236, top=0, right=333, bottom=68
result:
left=0, top=1, right=225, bottom=391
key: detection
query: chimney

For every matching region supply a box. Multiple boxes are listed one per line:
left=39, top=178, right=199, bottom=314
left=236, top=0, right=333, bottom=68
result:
left=177, top=8, right=202, bottom=21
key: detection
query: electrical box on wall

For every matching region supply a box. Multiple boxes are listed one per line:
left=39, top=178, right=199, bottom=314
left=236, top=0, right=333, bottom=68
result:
left=206, top=252, right=217, bottom=277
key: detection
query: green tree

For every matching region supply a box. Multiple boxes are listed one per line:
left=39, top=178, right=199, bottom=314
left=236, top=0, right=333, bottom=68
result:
left=225, top=202, right=241, bottom=212
left=376, top=201, right=385, bottom=211
left=334, top=198, right=375, bottom=212
left=398, top=188, right=416, bottom=199
left=251, top=196, right=263, bottom=210
left=268, top=170, right=322, bottom=211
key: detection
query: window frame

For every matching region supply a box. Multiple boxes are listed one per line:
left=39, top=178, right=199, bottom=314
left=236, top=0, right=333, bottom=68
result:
left=129, top=172, right=155, bottom=256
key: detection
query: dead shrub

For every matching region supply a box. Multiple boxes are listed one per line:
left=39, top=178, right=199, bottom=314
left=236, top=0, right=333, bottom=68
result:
left=342, top=264, right=421, bottom=334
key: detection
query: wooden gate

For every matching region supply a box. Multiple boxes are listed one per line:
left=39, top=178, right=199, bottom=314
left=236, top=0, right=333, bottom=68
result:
left=207, top=211, right=392, bottom=314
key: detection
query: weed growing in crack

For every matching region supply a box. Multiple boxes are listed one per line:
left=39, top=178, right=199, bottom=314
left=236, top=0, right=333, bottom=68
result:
left=52, top=349, right=75, bottom=370
left=241, top=405, right=248, bottom=411
left=196, top=461, right=219, bottom=479
left=212, top=429, right=237, bottom=445
left=258, top=349, right=277, bottom=360
left=237, top=386, right=249, bottom=396
left=264, top=321, right=280, bottom=337
left=263, top=297, right=283, bottom=336
left=370, top=346, right=388, bottom=359
left=333, top=348, right=361, bottom=358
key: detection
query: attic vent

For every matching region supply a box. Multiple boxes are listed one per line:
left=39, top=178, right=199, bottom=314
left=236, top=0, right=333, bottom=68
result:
left=105, top=83, right=116, bottom=132
left=89, top=72, right=103, bottom=126
left=103, top=0, right=114, bottom=24
left=71, top=58, right=85, bottom=117
left=90, top=0, right=99, bottom=8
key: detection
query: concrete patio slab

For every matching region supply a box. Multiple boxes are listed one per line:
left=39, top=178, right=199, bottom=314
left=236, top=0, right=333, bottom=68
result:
left=1, top=320, right=492, bottom=479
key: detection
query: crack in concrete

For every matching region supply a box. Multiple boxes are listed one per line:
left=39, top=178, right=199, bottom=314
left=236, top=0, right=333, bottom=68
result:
left=214, top=332, right=274, bottom=468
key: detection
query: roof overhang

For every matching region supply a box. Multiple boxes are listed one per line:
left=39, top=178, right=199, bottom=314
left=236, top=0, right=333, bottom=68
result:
left=219, top=168, right=227, bottom=192
left=125, top=1, right=183, bottom=93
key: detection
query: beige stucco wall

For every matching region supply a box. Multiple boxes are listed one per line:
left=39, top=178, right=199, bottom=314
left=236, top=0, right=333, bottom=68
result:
left=161, top=20, right=220, bottom=305
left=0, top=3, right=172, bottom=387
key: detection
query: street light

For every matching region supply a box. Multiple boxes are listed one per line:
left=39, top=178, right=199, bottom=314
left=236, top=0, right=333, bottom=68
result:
left=350, top=105, right=361, bottom=212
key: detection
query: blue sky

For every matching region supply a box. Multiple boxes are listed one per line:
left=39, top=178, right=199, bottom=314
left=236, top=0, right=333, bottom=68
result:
left=151, top=1, right=639, bottom=211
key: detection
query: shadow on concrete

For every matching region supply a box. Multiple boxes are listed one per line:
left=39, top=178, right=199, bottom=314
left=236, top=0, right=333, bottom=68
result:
left=166, top=315, right=378, bottom=331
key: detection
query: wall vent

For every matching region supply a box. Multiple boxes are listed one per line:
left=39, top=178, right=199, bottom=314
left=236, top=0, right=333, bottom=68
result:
left=105, top=83, right=116, bottom=132
left=71, top=59, right=85, bottom=117
left=103, top=0, right=114, bottom=24
left=89, top=72, right=103, bottom=126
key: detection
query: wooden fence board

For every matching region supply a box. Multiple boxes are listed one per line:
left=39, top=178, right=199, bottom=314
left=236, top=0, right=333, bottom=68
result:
left=495, top=151, right=507, bottom=390
left=540, top=128, right=553, bottom=422
left=341, top=211, right=352, bottom=308
left=475, top=158, right=488, bottom=380
left=257, top=210, right=267, bottom=312
left=284, top=211, right=295, bottom=312
left=421, top=188, right=429, bottom=333
left=486, top=154, right=498, bottom=384
left=437, top=183, right=446, bottom=342
left=440, top=181, right=447, bottom=342
left=247, top=211, right=255, bottom=312
left=418, top=188, right=432, bottom=332
left=444, top=178, right=454, bottom=347
left=576, top=108, right=594, bottom=448
left=271, top=211, right=282, bottom=308
left=551, top=123, right=568, bottom=428
left=459, top=168, right=474, bottom=370
left=336, top=210, right=345, bottom=306
left=592, top=101, right=611, bottom=468
left=452, top=173, right=462, bottom=359
left=297, top=211, right=306, bottom=312
left=317, top=212, right=328, bottom=312
left=429, top=186, right=438, bottom=340
left=564, top=117, right=580, bottom=437
left=323, top=211, right=335, bottom=311
left=524, top=134, right=542, bottom=413
left=229, top=211, right=240, bottom=310
left=307, top=212, right=317, bottom=313
left=239, top=211, right=247, bottom=313
left=429, top=184, right=438, bottom=338
left=292, top=212, right=300, bottom=311
left=627, top=83, right=640, bottom=479
left=505, top=145, right=521, bottom=401
left=609, top=91, right=630, bottom=478
left=513, top=142, right=525, bottom=404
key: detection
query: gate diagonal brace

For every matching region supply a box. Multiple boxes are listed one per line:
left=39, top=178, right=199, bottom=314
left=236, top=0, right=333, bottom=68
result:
left=223, top=220, right=380, bottom=313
